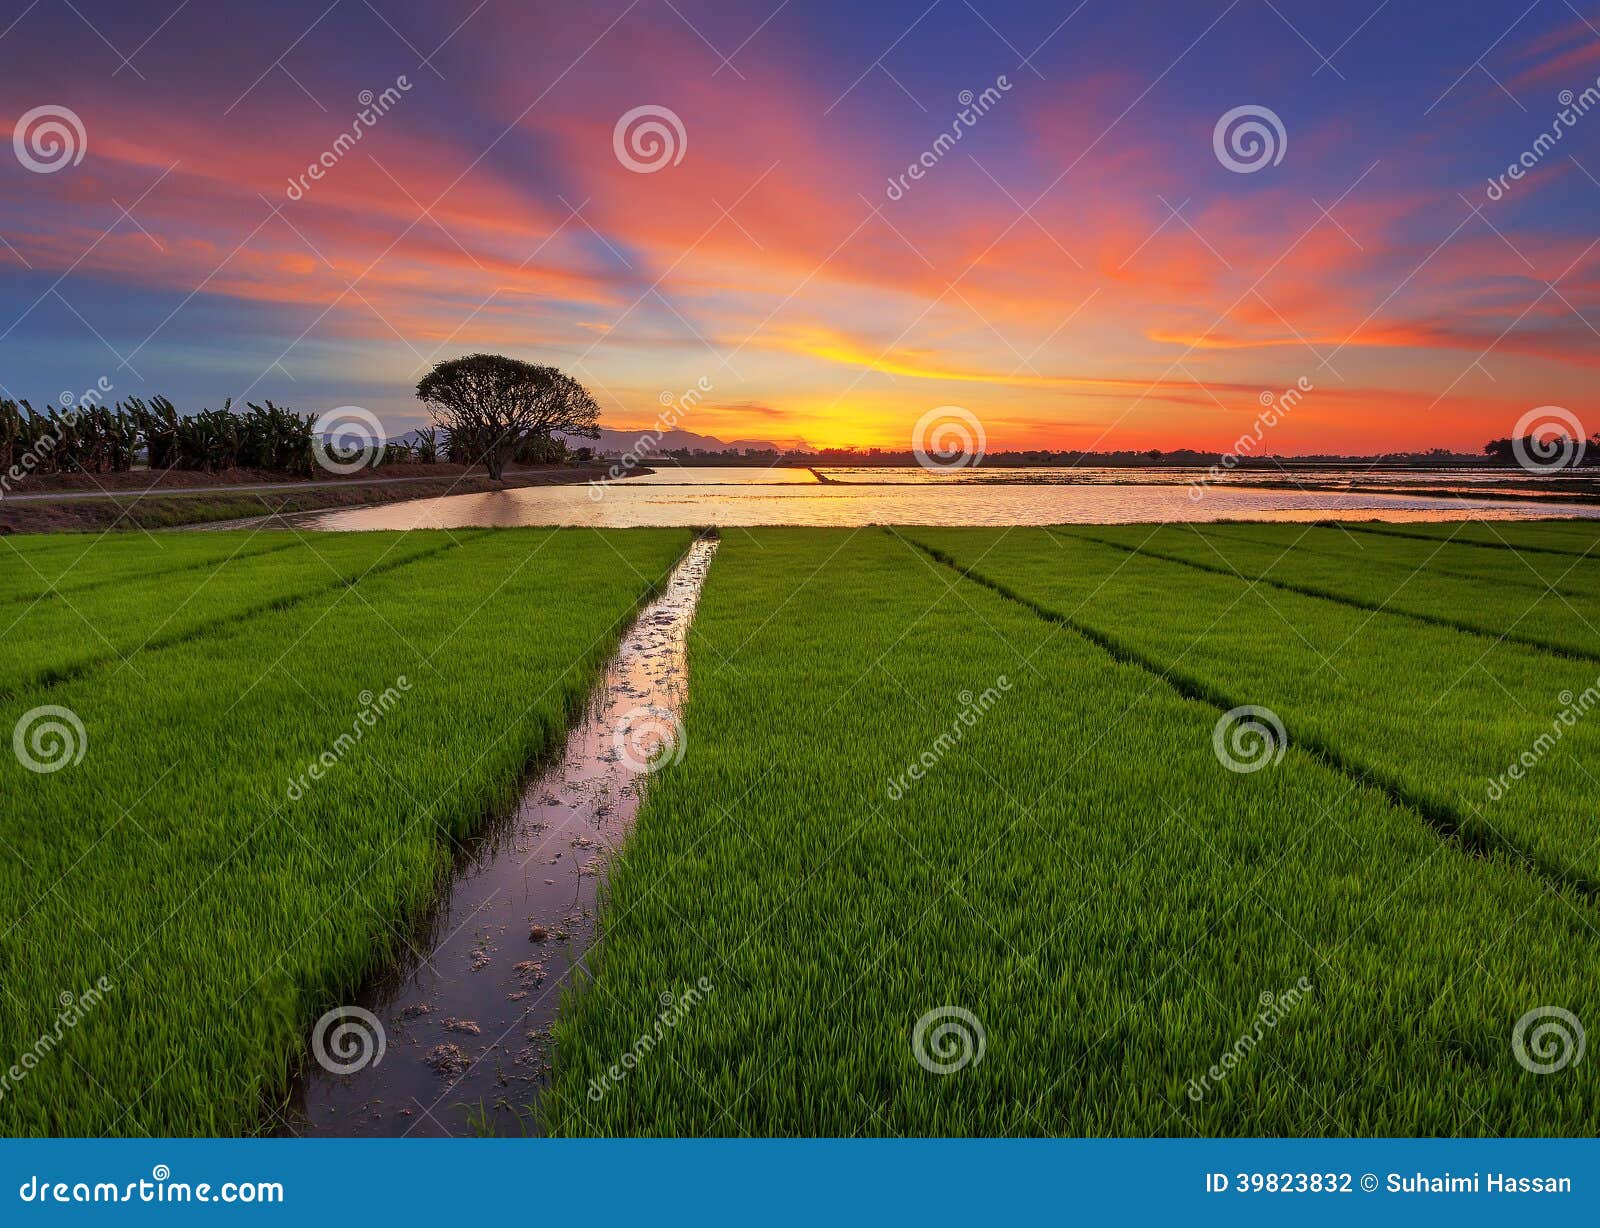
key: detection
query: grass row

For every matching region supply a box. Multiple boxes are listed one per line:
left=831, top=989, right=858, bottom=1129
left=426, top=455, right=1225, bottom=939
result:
left=1054, top=523, right=1600, bottom=660
left=547, top=529, right=1600, bottom=1135
left=1345, top=519, right=1600, bottom=558
left=0, top=527, right=692, bottom=1135
left=1198, top=522, right=1600, bottom=601
left=907, top=528, right=1600, bottom=893
left=0, top=531, right=473, bottom=694
left=0, top=532, right=302, bottom=606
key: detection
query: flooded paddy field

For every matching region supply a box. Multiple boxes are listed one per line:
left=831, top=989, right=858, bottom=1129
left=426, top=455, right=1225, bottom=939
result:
left=299, top=466, right=1600, bottom=531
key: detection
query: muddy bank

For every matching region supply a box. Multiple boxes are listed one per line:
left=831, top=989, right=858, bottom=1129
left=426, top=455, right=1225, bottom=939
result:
left=0, top=466, right=611, bottom=534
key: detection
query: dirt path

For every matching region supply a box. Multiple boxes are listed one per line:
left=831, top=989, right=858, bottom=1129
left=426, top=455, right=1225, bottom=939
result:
left=1, top=468, right=565, bottom=503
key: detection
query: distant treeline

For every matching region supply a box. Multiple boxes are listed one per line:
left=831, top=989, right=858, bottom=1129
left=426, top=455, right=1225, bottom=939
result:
left=8, top=391, right=1591, bottom=479
left=1483, top=432, right=1598, bottom=466
left=0, top=396, right=581, bottom=480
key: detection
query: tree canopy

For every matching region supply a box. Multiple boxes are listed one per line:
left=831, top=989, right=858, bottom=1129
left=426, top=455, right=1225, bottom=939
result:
left=415, top=354, right=600, bottom=479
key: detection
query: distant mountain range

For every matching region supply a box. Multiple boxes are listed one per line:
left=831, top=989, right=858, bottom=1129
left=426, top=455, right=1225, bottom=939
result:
left=388, top=425, right=810, bottom=455
left=572, top=426, right=813, bottom=455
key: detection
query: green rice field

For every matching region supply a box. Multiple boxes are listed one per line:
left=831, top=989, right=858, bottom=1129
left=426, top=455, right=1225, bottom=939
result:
left=3, top=521, right=1599, bottom=1136
left=0, top=526, right=692, bottom=1135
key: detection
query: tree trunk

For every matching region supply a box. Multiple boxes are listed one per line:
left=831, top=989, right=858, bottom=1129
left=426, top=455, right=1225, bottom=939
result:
left=485, top=444, right=509, bottom=481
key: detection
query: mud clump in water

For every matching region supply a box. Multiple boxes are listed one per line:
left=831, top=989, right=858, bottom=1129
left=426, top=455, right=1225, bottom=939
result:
left=425, top=1044, right=470, bottom=1076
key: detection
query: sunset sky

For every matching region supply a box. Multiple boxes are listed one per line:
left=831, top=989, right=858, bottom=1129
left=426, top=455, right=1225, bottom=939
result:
left=2, top=0, right=1598, bottom=454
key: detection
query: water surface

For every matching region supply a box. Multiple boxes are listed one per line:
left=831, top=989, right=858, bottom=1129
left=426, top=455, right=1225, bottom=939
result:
left=299, top=466, right=1599, bottom=530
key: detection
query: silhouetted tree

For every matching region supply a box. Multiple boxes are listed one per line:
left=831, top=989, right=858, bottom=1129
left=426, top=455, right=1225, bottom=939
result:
left=1483, top=437, right=1514, bottom=463
left=414, top=354, right=600, bottom=480
left=1484, top=433, right=1597, bottom=466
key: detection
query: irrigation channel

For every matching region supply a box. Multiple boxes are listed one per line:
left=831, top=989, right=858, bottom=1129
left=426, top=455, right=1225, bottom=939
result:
left=287, top=537, right=718, bottom=1136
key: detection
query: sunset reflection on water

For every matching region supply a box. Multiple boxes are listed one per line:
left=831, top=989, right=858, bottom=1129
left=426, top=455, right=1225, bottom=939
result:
left=298, top=467, right=1599, bottom=531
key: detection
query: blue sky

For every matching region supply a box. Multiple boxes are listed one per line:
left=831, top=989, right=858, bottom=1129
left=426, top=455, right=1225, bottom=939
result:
left=1, top=0, right=1597, bottom=451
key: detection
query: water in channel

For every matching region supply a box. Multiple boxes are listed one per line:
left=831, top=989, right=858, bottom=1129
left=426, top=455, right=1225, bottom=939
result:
left=284, top=537, right=717, bottom=1137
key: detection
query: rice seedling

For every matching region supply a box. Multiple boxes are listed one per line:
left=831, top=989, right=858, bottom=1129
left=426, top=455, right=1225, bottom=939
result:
left=1050, top=522, right=1600, bottom=660
left=8, top=522, right=1600, bottom=1139
left=1192, top=522, right=1600, bottom=601
left=545, top=529, right=1600, bottom=1137
left=1344, top=519, right=1600, bottom=558
left=0, top=527, right=691, bottom=1136
left=908, top=527, right=1600, bottom=893
left=0, top=532, right=301, bottom=606
left=0, top=531, right=472, bottom=694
